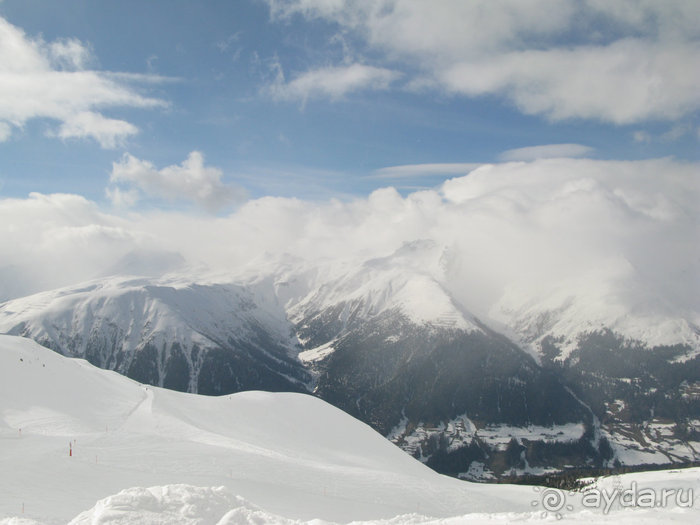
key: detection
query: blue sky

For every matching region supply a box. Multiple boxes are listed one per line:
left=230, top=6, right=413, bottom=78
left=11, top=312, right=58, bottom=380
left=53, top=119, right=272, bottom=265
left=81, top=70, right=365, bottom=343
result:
left=0, top=0, right=698, bottom=210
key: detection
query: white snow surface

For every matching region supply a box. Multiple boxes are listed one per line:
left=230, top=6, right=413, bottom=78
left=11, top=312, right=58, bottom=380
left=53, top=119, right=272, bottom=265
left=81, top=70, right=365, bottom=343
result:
left=1, top=335, right=699, bottom=524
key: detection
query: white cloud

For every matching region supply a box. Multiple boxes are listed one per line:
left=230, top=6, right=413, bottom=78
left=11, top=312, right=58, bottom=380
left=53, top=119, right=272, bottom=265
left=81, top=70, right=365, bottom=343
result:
left=498, top=144, right=594, bottom=162
left=0, top=193, right=146, bottom=298
left=2, top=158, right=697, bottom=330
left=269, top=63, right=400, bottom=103
left=372, top=163, right=482, bottom=179
left=55, top=111, right=139, bottom=149
left=108, top=151, right=246, bottom=212
left=105, top=186, right=140, bottom=209
left=439, top=40, right=700, bottom=124
left=0, top=16, right=166, bottom=148
left=49, top=38, right=93, bottom=70
left=264, top=0, right=700, bottom=123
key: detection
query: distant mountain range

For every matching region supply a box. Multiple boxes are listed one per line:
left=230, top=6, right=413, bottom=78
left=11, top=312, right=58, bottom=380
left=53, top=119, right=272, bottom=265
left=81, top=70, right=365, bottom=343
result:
left=1, top=240, right=698, bottom=479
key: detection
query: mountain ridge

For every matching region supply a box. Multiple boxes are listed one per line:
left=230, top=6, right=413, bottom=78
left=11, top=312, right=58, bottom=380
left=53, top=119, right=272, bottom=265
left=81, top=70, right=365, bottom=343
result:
left=1, top=240, right=698, bottom=480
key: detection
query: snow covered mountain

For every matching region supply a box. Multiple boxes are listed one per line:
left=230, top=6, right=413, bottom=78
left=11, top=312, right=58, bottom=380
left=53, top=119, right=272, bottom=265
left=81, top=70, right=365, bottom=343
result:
left=1, top=238, right=699, bottom=481
left=287, top=240, right=480, bottom=337
left=492, top=282, right=700, bottom=362
left=0, top=275, right=310, bottom=395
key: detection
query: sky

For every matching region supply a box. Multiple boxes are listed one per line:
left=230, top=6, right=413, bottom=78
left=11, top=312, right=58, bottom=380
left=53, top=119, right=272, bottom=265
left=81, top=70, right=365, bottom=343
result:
left=0, top=1, right=698, bottom=323
left=0, top=0, right=698, bottom=206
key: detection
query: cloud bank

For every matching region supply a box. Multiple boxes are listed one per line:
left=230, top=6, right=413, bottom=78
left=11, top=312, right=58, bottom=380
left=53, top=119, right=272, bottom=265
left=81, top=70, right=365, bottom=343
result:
left=264, top=0, right=700, bottom=124
left=0, top=193, right=146, bottom=299
left=2, top=158, right=697, bottom=331
left=0, top=16, right=166, bottom=147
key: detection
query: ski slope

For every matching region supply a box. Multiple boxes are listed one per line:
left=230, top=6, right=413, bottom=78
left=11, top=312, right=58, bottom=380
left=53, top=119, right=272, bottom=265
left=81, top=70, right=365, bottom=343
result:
left=0, top=334, right=698, bottom=524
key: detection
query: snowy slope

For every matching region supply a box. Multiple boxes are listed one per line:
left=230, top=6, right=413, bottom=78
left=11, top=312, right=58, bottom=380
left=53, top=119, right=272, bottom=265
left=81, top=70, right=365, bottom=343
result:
left=65, top=467, right=700, bottom=525
left=0, top=334, right=533, bottom=524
